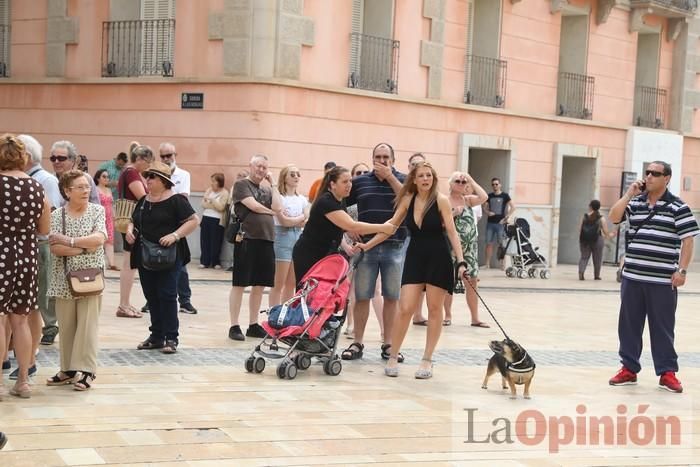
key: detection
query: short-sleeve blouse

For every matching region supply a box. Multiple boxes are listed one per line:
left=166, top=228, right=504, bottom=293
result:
left=48, top=204, right=107, bottom=299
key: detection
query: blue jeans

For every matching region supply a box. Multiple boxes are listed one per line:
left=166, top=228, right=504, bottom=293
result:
left=139, top=260, right=183, bottom=342
left=177, top=264, right=192, bottom=306
left=486, top=222, right=504, bottom=244
left=354, top=242, right=404, bottom=301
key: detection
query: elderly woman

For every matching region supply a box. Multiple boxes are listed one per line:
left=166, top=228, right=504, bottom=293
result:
left=127, top=161, right=199, bottom=354
left=199, top=172, right=229, bottom=269
left=116, top=143, right=153, bottom=318
left=442, top=172, right=488, bottom=327
left=47, top=170, right=107, bottom=391
left=0, top=134, right=51, bottom=399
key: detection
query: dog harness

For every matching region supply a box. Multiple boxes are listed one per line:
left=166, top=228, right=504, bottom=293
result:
left=507, top=353, right=536, bottom=373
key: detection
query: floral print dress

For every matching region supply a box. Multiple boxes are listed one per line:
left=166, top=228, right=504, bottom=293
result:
left=454, top=205, right=479, bottom=279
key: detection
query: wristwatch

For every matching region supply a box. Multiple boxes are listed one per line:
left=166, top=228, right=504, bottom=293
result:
left=678, top=268, right=687, bottom=276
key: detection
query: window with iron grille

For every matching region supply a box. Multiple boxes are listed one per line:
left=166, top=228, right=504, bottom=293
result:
left=102, top=0, right=175, bottom=77
left=0, top=0, right=9, bottom=77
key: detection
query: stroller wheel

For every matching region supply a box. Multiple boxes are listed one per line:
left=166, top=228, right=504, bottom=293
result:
left=296, top=354, right=312, bottom=370
left=540, top=269, right=551, bottom=279
left=505, top=267, right=515, bottom=278
left=528, top=268, right=537, bottom=278
left=245, top=356, right=255, bottom=373
left=276, top=362, right=286, bottom=379
left=253, top=357, right=265, bottom=373
left=517, top=269, right=528, bottom=279
left=285, top=362, right=298, bottom=380
left=325, top=359, right=342, bottom=376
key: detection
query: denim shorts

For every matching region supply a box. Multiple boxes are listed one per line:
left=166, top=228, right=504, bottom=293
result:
left=486, top=222, right=504, bottom=244
left=273, top=226, right=302, bottom=262
left=354, top=242, right=405, bottom=301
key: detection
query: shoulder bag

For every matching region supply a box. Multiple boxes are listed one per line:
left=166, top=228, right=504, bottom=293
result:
left=225, top=181, right=259, bottom=244
left=62, top=208, right=105, bottom=297
left=114, top=167, right=138, bottom=234
left=138, top=200, right=178, bottom=271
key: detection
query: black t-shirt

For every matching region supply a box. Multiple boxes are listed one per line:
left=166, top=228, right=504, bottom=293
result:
left=487, top=192, right=511, bottom=224
left=296, top=191, right=345, bottom=253
left=130, top=194, right=196, bottom=267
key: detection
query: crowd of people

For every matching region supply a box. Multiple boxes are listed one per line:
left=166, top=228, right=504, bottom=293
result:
left=0, top=134, right=695, bottom=398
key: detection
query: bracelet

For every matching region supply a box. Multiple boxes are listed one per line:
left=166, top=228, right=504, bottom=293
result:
left=70, top=238, right=75, bottom=248
left=172, top=232, right=180, bottom=240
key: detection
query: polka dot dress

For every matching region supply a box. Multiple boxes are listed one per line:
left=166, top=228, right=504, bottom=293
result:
left=0, top=175, right=45, bottom=315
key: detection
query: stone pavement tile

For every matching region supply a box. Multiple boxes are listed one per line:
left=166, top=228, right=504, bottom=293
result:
left=56, top=447, right=106, bottom=465
left=96, top=441, right=289, bottom=464
left=7, top=431, right=126, bottom=450
left=0, top=450, right=67, bottom=467
left=117, top=430, right=164, bottom=446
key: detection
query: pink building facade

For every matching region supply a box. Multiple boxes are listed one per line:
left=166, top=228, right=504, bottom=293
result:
left=1, top=0, right=699, bottom=264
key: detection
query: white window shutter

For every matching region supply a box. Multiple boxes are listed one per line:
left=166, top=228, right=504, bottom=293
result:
left=0, top=0, right=8, bottom=25
left=140, top=0, right=175, bottom=75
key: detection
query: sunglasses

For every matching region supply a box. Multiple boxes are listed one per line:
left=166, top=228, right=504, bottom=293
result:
left=645, top=170, right=666, bottom=177
left=50, top=155, right=68, bottom=162
left=289, top=171, right=301, bottom=177
left=69, top=185, right=91, bottom=191
left=354, top=170, right=369, bottom=176
left=145, top=173, right=160, bottom=180
left=160, top=153, right=174, bottom=159
left=453, top=179, right=468, bottom=185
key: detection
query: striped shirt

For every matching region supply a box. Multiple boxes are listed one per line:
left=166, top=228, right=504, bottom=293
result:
left=622, top=190, right=699, bottom=285
left=346, top=168, right=407, bottom=243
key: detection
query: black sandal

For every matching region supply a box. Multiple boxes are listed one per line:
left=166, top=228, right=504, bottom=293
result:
left=341, top=342, right=364, bottom=360
left=137, top=337, right=165, bottom=350
left=46, top=371, right=77, bottom=386
left=381, top=344, right=404, bottom=363
left=161, top=339, right=178, bottom=354
left=73, top=372, right=95, bottom=391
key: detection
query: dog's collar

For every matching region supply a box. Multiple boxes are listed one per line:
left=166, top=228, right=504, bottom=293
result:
left=508, top=353, right=535, bottom=372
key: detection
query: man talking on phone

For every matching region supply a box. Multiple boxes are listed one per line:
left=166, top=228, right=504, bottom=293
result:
left=227, top=154, right=282, bottom=341
left=608, top=161, right=698, bottom=392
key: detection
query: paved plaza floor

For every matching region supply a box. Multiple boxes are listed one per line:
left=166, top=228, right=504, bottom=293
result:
left=2, top=259, right=700, bottom=466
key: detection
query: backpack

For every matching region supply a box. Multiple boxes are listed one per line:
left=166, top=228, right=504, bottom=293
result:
left=580, top=214, right=600, bottom=244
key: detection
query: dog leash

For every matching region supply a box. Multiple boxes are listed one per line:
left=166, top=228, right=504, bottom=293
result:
left=462, top=273, right=511, bottom=341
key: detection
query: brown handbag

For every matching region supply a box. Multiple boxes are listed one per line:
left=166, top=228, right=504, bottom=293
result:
left=62, top=208, right=105, bottom=297
left=114, top=168, right=138, bottom=234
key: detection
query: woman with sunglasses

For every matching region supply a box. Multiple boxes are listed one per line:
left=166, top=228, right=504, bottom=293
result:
left=126, top=161, right=198, bottom=354
left=269, top=165, right=309, bottom=307
left=199, top=173, right=229, bottom=269
left=115, top=143, right=153, bottom=318
left=442, top=172, right=488, bottom=327
left=94, top=169, right=119, bottom=271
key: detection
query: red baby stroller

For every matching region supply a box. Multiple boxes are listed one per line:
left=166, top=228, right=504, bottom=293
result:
left=244, top=253, right=359, bottom=380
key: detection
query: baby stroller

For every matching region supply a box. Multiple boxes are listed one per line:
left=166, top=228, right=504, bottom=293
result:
left=501, top=218, right=551, bottom=279
left=244, top=253, right=359, bottom=380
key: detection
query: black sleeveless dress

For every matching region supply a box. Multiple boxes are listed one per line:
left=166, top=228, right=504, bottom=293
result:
left=401, top=195, right=454, bottom=293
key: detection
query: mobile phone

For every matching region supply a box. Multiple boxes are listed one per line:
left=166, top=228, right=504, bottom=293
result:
left=639, top=181, right=646, bottom=192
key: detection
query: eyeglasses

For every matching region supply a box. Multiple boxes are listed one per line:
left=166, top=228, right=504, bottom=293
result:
left=491, top=183, right=499, bottom=187
left=145, top=173, right=159, bottom=179
left=50, top=155, right=68, bottom=162
left=645, top=170, right=666, bottom=177
left=453, top=180, right=468, bottom=185
left=69, top=185, right=91, bottom=191
left=289, top=171, right=301, bottom=177
left=160, top=153, right=174, bottom=159
left=354, top=170, right=369, bottom=176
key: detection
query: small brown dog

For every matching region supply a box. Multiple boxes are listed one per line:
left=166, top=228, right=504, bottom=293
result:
left=482, top=339, right=536, bottom=399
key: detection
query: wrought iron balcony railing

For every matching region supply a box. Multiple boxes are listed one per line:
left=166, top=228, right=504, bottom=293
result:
left=556, top=72, right=594, bottom=120
left=633, top=85, right=667, bottom=129
left=101, top=19, right=175, bottom=77
left=464, top=55, right=507, bottom=108
left=630, top=0, right=698, bottom=17
left=348, top=32, right=399, bottom=94
left=0, top=24, right=10, bottom=77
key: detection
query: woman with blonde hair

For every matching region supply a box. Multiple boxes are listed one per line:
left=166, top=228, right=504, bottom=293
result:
left=269, top=165, right=309, bottom=306
left=0, top=134, right=51, bottom=399
left=442, top=171, right=488, bottom=327
left=358, top=162, right=466, bottom=379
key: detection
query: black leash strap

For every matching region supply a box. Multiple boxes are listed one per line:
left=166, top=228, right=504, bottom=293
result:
left=463, top=273, right=511, bottom=341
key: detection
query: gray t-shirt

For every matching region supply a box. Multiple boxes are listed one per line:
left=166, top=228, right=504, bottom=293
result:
left=233, top=179, right=274, bottom=242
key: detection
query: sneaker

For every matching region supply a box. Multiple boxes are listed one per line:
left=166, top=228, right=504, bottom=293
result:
left=246, top=323, right=267, bottom=338
left=228, top=325, right=245, bottom=341
left=0, top=431, right=7, bottom=450
left=9, top=365, right=37, bottom=380
left=2, top=360, right=10, bottom=371
left=213, top=265, right=222, bottom=270
left=40, top=334, right=56, bottom=345
left=226, top=266, right=234, bottom=272
left=141, top=303, right=150, bottom=314
left=659, top=371, right=683, bottom=393
left=609, top=366, right=637, bottom=386
left=198, top=264, right=207, bottom=269
left=179, top=303, right=198, bottom=314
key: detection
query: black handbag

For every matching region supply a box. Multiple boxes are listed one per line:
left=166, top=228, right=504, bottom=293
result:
left=225, top=216, right=242, bottom=244
left=140, top=237, right=177, bottom=271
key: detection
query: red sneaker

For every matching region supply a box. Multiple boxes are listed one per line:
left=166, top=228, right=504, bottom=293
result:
left=659, top=372, right=683, bottom=393
left=609, top=366, right=637, bottom=386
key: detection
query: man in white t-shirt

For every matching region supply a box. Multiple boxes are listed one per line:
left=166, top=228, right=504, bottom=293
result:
left=152, top=142, right=198, bottom=314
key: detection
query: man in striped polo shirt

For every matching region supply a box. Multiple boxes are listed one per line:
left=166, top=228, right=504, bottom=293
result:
left=608, top=161, right=698, bottom=393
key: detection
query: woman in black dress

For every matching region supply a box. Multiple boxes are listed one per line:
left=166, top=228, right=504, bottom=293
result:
left=359, top=162, right=466, bottom=379
left=292, top=166, right=395, bottom=283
